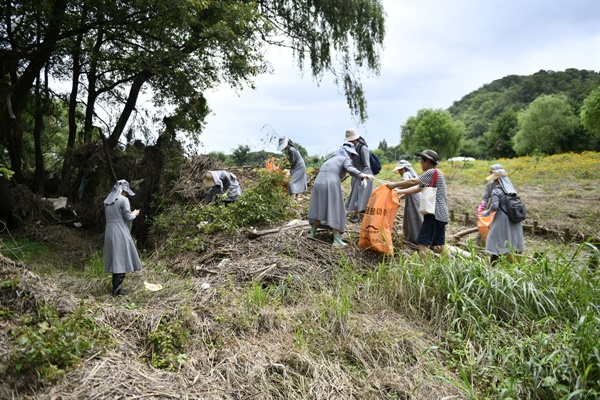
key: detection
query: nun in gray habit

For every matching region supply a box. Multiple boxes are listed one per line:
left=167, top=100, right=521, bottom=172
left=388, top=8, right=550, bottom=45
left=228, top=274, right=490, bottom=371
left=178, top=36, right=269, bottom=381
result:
left=308, top=143, right=374, bottom=247
left=104, top=180, right=142, bottom=296
left=392, top=160, right=423, bottom=243
left=482, top=169, right=525, bottom=262
left=344, top=129, right=374, bottom=223
left=277, top=136, right=307, bottom=200
left=202, top=170, right=242, bottom=204
left=477, top=163, right=503, bottom=214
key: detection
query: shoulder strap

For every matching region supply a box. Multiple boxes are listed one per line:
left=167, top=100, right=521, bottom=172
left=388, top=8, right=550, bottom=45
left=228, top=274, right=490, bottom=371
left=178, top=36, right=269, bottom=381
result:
left=429, top=169, right=438, bottom=187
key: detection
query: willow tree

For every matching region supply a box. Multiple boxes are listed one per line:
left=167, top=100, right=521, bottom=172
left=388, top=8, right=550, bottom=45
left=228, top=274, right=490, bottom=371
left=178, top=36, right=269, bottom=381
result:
left=1, top=0, right=386, bottom=185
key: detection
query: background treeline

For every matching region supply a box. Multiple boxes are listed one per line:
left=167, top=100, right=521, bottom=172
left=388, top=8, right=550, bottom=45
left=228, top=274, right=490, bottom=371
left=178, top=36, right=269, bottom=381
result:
left=448, top=68, right=600, bottom=159
left=213, top=69, right=600, bottom=168
left=395, top=68, right=600, bottom=162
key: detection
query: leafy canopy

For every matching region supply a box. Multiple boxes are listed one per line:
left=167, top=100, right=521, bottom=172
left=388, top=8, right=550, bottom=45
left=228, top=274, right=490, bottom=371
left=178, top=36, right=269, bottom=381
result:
left=400, top=108, right=464, bottom=159
left=513, top=94, right=579, bottom=156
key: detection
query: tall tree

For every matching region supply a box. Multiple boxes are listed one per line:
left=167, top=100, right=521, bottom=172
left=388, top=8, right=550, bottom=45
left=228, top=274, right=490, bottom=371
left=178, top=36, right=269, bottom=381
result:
left=580, top=87, right=600, bottom=150
left=400, top=109, right=464, bottom=159
left=485, top=109, right=518, bottom=159
left=1, top=0, right=385, bottom=186
left=231, top=144, right=251, bottom=166
left=513, top=94, right=579, bottom=155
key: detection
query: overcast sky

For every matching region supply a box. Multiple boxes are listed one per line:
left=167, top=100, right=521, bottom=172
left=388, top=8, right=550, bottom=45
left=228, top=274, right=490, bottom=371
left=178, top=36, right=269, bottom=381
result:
left=193, top=0, right=599, bottom=157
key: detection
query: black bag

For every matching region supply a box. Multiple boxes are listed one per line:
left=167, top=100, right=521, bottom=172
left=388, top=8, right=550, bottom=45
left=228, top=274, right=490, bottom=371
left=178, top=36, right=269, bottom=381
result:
left=356, top=142, right=382, bottom=175
left=499, top=193, right=527, bottom=223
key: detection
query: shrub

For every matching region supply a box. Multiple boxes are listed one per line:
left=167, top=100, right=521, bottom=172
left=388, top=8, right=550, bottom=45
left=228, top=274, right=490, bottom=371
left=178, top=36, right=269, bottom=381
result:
left=8, top=302, right=113, bottom=382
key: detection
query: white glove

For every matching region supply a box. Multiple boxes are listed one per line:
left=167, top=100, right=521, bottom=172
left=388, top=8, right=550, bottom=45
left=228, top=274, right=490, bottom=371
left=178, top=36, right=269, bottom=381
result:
left=361, top=179, right=368, bottom=188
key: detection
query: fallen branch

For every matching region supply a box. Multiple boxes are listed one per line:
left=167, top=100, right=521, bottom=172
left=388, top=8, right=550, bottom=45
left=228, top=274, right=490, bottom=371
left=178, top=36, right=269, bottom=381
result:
left=243, top=220, right=309, bottom=238
left=452, top=227, right=479, bottom=239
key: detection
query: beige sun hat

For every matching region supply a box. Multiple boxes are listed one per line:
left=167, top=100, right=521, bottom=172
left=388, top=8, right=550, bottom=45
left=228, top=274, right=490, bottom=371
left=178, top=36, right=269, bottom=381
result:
left=486, top=169, right=508, bottom=181
left=202, top=172, right=215, bottom=187
left=345, top=128, right=360, bottom=141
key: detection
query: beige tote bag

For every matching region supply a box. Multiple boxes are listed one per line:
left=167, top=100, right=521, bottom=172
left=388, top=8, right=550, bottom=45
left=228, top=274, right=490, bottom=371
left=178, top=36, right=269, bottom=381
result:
left=419, top=169, right=438, bottom=215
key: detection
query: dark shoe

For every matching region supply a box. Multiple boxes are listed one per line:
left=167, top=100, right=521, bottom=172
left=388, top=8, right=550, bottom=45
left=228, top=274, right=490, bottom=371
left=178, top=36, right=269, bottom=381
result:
left=111, top=273, right=127, bottom=296
left=349, top=215, right=361, bottom=223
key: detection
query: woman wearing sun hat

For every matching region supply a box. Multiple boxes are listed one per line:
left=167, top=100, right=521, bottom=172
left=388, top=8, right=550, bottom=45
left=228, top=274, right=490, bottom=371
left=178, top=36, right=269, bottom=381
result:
left=308, top=142, right=374, bottom=247
left=344, top=128, right=374, bottom=223
left=392, top=159, right=423, bottom=243
left=103, top=179, right=142, bottom=296
left=201, top=170, right=242, bottom=205
left=477, top=163, right=504, bottom=215
left=481, top=168, right=525, bottom=263
left=386, top=149, right=448, bottom=257
left=277, top=136, right=307, bottom=200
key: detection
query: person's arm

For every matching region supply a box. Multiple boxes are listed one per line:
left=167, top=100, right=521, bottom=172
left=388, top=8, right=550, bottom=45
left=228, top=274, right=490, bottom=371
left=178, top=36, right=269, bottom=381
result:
left=478, top=182, right=493, bottom=213
left=120, top=197, right=139, bottom=221
left=483, top=189, right=501, bottom=216
left=387, top=177, right=421, bottom=189
left=393, top=184, right=422, bottom=196
left=343, top=158, right=374, bottom=180
left=288, top=148, right=298, bottom=167
left=203, top=187, right=219, bottom=205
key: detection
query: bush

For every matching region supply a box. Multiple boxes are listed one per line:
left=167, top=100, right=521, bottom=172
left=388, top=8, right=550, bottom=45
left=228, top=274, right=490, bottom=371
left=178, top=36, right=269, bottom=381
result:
left=8, top=302, right=113, bottom=382
left=152, top=171, right=295, bottom=254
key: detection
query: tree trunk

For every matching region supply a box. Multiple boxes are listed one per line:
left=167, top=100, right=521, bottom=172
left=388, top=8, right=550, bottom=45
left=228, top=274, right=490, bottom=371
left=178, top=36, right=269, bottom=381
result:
left=1, top=0, right=68, bottom=183
left=61, top=5, right=88, bottom=195
left=33, top=73, right=46, bottom=195
left=107, top=72, right=151, bottom=150
left=84, top=24, right=104, bottom=143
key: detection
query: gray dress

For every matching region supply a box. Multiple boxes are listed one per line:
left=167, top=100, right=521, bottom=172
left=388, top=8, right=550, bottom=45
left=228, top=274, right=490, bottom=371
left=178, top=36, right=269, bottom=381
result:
left=485, top=186, right=525, bottom=255
left=308, top=155, right=362, bottom=233
left=401, top=170, right=423, bottom=243
left=346, top=143, right=374, bottom=213
left=286, top=146, right=307, bottom=195
left=104, top=195, right=142, bottom=273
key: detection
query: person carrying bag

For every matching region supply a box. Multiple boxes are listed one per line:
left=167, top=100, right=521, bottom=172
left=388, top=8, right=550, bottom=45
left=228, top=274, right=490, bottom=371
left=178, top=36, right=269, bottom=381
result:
left=386, top=149, right=449, bottom=257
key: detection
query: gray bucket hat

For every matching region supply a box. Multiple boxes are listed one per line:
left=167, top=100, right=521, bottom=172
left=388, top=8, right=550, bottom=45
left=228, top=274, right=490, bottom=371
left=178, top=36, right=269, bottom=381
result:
left=415, top=149, right=440, bottom=164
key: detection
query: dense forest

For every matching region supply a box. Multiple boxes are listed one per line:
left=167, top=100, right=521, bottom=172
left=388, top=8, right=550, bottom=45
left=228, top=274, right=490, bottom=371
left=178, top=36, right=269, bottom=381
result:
left=446, top=68, right=600, bottom=159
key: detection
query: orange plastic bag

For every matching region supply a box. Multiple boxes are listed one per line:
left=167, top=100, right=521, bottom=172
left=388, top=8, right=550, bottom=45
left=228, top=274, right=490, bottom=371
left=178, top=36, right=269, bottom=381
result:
left=265, top=157, right=280, bottom=172
left=358, top=186, right=400, bottom=254
left=477, top=212, right=496, bottom=243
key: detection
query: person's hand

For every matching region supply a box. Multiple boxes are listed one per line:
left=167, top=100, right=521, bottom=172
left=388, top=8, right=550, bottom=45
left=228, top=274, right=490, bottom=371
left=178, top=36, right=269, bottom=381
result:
left=132, top=209, right=140, bottom=216
left=477, top=202, right=486, bottom=214
left=482, top=210, right=490, bottom=217
left=360, top=173, right=374, bottom=181
left=386, top=182, right=396, bottom=190
left=393, top=188, right=405, bottom=198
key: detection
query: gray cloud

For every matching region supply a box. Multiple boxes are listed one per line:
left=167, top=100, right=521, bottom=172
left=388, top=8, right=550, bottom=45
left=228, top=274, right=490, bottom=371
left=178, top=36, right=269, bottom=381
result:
left=197, top=0, right=599, bottom=157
